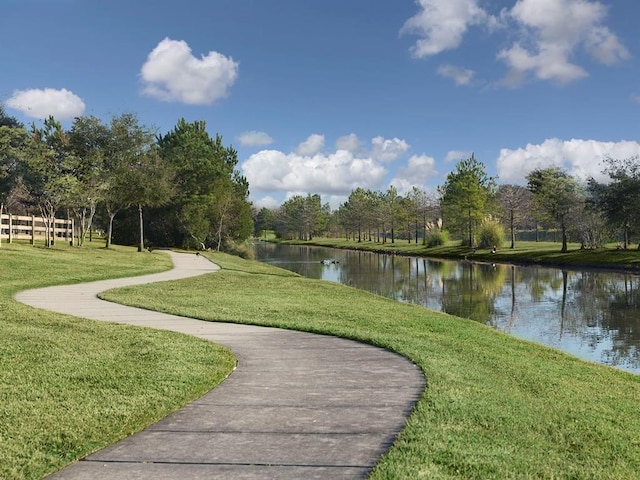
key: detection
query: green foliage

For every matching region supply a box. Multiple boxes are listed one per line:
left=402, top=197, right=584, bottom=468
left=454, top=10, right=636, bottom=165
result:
left=276, top=193, right=328, bottom=240
left=156, top=119, right=252, bottom=249
left=221, top=240, right=255, bottom=259
left=477, top=217, right=504, bottom=248
left=0, top=123, right=29, bottom=212
left=587, top=155, right=640, bottom=248
left=527, top=167, right=584, bottom=252
left=253, top=206, right=277, bottom=237
left=67, top=115, right=111, bottom=245
left=22, top=117, right=79, bottom=246
left=338, top=187, right=375, bottom=242
left=439, top=154, right=496, bottom=247
left=425, top=229, right=449, bottom=247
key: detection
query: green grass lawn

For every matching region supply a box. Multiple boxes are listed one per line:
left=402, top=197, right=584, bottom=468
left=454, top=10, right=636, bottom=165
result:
left=0, top=242, right=236, bottom=480
left=102, top=251, right=640, bottom=480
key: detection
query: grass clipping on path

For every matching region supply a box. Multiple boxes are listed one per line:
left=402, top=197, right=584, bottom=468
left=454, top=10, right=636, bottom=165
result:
left=102, top=252, right=640, bottom=480
left=0, top=243, right=235, bottom=480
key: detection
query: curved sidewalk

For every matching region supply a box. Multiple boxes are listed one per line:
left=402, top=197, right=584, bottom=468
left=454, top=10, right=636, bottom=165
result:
left=15, top=251, right=425, bottom=480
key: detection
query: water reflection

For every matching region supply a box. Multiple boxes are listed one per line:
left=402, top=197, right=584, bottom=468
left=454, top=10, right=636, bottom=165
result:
left=254, top=242, right=640, bottom=374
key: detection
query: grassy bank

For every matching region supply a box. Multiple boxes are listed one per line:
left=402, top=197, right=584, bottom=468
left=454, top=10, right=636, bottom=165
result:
left=0, top=243, right=235, bottom=480
left=277, top=237, right=640, bottom=271
left=103, top=252, right=640, bottom=479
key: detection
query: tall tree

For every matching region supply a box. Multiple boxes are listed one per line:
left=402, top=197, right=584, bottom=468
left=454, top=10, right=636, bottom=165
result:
left=439, top=154, right=496, bottom=247
left=587, top=155, right=640, bottom=249
left=340, top=187, right=370, bottom=242
left=122, top=145, right=174, bottom=252
left=67, top=115, right=111, bottom=246
left=496, top=184, right=532, bottom=249
left=405, top=187, right=439, bottom=245
left=526, top=167, right=583, bottom=253
left=157, top=119, right=252, bottom=249
left=23, top=116, right=76, bottom=247
left=382, top=186, right=404, bottom=244
left=0, top=112, right=28, bottom=247
left=102, top=113, right=158, bottom=249
left=253, top=206, right=276, bottom=239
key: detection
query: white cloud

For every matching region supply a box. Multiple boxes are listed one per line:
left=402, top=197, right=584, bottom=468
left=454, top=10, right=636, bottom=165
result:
left=437, top=64, right=475, bottom=85
left=295, top=134, right=325, bottom=156
left=336, top=133, right=362, bottom=153
left=445, top=150, right=473, bottom=162
left=242, top=148, right=387, bottom=196
left=401, top=0, right=488, bottom=57
left=252, top=195, right=280, bottom=209
left=401, top=0, right=629, bottom=86
left=371, top=136, right=410, bottom=162
left=241, top=134, right=424, bottom=208
left=496, top=138, right=640, bottom=183
left=140, top=37, right=238, bottom=105
left=237, top=131, right=273, bottom=147
left=498, top=0, right=629, bottom=85
left=390, top=154, right=438, bottom=195
left=6, top=88, right=85, bottom=120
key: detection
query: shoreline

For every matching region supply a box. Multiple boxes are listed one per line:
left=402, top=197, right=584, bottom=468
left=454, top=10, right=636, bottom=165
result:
left=273, top=238, right=640, bottom=275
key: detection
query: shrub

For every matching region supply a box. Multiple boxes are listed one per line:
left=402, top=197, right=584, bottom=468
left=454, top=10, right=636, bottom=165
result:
left=222, top=240, right=255, bottom=259
left=478, top=218, right=504, bottom=249
left=425, top=230, right=449, bottom=247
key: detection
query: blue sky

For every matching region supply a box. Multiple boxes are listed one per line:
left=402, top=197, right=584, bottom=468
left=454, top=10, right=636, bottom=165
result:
left=2, top=0, right=639, bottom=209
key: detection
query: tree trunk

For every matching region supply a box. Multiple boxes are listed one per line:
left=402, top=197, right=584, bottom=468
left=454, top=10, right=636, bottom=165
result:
left=467, top=208, right=473, bottom=247
left=560, top=217, right=568, bottom=253
left=106, top=212, right=116, bottom=248
left=510, top=209, right=515, bottom=249
left=138, top=204, right=144, bottom=252
left=624, top=225, right=629, bottom=249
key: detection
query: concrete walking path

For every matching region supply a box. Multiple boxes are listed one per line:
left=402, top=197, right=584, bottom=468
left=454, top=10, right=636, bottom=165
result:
left=15, top=251, right=425, bottom=480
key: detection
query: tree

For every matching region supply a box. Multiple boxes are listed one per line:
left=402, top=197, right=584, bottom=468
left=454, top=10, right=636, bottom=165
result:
left=275, top=194, right=328, bottom=241
left=382, top=186, right=405, bottom=244
left=404, top=187, right=439, bottom=245
left=102, top=113, right=159, bottom=249
left=587, top=155, right=640, bottom=249
left=156, top=119, right=252, bottom=249
left=209, top=176, right=253, bottom=250
left=0, top=105, right=22, bottom=128
left=439, top=154, right=496, bottom=247
left=339, top=188, right=370, bottom=241
left=526, top=167, right=583, bottom=253
left=0, top=111, right=28, bottom=247
left=22, top=116, right=76, bottom=247
left=124, top=146, right=174, bottom=252
left=67, top=115, right=111, bottom=246
left=253, top=206, right=276, bottom=239
left=496, top=184, right=532, bottom=249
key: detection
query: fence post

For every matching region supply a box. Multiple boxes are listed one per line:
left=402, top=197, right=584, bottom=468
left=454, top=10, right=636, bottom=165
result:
left=30, top=215, right=35, bottom=245
left=9, top=214, right=13, bottom=244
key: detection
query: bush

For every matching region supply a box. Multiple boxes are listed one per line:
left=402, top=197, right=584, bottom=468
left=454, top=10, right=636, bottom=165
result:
left=222, top=240, right=255, bottom=259
left=478, top=218, right=504, bottom=249
left=425, top=230, right=449, bottom=247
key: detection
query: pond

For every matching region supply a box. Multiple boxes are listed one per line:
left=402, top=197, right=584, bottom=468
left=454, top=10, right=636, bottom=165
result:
left=254, top=242, right=640, bottom=374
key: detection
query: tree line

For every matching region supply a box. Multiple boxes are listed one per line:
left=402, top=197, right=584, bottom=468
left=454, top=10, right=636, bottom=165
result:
left=0, top=106, right=252, bottom=251
left=256, top=153, right=640, bottom=252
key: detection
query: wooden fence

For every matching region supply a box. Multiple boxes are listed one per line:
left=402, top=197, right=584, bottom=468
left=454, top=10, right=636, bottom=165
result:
left=0, top=213, right=74, bottom=245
